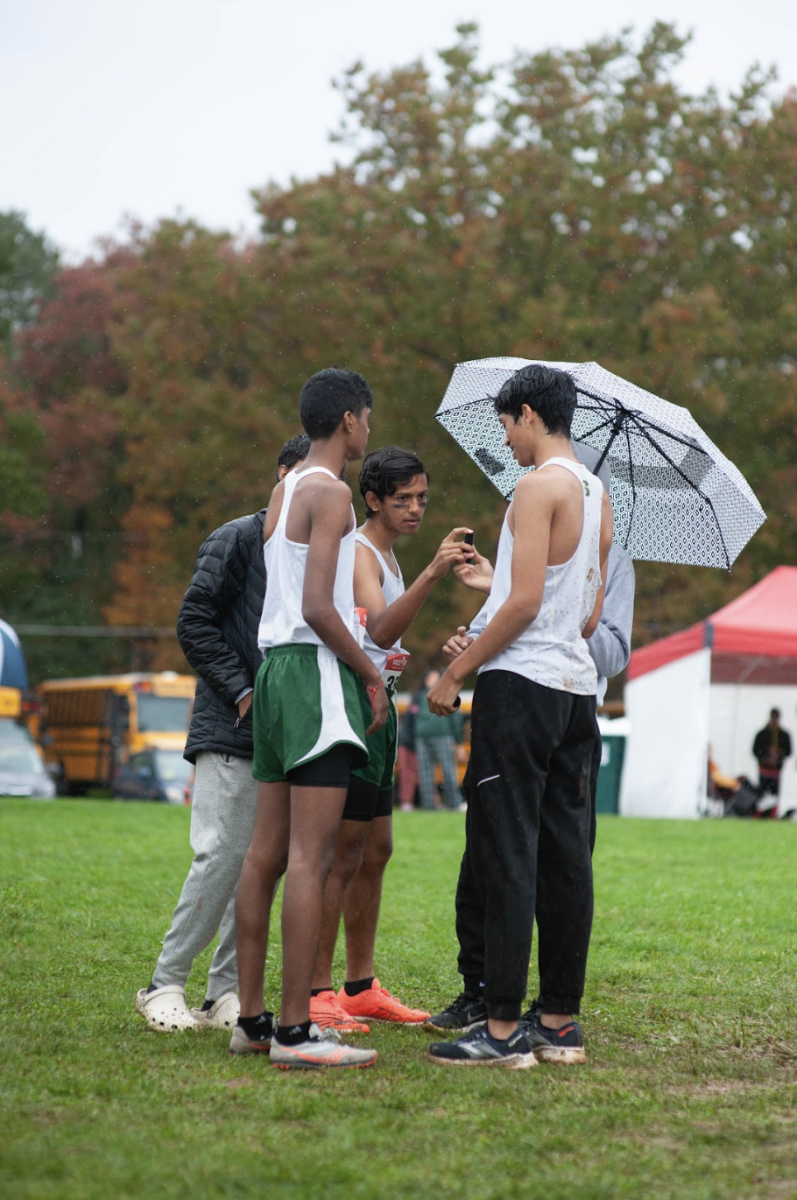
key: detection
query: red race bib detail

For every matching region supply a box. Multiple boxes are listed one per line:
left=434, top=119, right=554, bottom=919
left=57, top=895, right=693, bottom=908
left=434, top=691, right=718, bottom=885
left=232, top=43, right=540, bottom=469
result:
left=382, top=652, right=411, bottom=689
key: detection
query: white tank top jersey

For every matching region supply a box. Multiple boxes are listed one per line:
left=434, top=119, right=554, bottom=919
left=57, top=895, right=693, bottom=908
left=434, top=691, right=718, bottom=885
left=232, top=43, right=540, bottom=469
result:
left=257, top=466, right=358, bottom=651
left=355, top=532, right=407, bottom=676
left=478, top=457, right=603, bottom=695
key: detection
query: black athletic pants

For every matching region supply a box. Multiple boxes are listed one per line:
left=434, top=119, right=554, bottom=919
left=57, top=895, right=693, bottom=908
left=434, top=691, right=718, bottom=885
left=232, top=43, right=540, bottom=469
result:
left=460, top=670, right=598, bottom=1021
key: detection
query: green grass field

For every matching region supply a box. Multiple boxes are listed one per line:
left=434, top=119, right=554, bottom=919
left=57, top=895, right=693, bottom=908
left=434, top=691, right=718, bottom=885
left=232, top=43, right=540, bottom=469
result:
left=1, top=799, right=796, bottom=1200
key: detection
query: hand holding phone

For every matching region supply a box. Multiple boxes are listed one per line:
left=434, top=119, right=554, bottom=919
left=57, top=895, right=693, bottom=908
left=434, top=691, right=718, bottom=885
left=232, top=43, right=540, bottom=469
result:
left=430, top=528, right=476, bottom=580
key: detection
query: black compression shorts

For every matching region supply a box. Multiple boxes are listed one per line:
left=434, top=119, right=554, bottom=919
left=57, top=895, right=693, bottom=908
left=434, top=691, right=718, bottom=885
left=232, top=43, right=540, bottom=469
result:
left=342, top=772, right=394, bottom=822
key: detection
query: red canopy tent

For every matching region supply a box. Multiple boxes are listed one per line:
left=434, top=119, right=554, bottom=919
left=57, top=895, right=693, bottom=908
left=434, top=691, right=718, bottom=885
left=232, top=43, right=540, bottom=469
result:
left=628, top=567, right=797, bottom=687
left=621, top=568, right=797, bottom=818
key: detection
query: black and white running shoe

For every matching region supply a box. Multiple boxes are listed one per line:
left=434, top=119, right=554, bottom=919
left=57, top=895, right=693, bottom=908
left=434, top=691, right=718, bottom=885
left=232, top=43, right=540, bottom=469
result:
left=428, top=1025, right=537, bottom=1069
left=525, top=1013, right=586, bottom=1065
left=424, top=991, right=488, bottom=1033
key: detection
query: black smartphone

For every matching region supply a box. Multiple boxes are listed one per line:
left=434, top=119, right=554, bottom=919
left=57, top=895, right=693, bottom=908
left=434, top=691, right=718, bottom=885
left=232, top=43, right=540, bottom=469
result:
left=464, top=532, right=474, bottom=546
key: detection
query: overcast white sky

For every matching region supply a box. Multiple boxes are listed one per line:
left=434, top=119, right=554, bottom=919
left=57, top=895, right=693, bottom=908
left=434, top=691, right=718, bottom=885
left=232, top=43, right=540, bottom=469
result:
left=2, top=0, right=794, bottom=260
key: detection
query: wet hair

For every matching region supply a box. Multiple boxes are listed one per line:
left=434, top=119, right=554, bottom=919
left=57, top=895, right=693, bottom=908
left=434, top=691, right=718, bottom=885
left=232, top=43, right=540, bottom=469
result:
left=494, top=364, right=577, bottom=437
left=299, top=367, right=374, bottom=440
left=277, top=434, right=311, bottom=478
left=358, top=446, right=429, bottom=518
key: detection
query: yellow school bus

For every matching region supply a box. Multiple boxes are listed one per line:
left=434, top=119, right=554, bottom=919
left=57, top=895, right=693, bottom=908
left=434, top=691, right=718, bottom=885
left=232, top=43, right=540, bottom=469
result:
left=36, top=673, right=196, bottom=795
left=0, top=686, right=23, bottom=720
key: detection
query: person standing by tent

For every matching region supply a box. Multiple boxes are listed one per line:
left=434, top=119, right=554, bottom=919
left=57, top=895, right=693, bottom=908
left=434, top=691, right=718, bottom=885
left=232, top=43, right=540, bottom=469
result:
left=752, top=709, right=791, bottom=814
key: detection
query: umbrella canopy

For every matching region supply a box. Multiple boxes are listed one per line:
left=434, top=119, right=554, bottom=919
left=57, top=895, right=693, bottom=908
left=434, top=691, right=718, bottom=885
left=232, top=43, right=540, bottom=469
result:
left=435, top=357, right=766, bottom=569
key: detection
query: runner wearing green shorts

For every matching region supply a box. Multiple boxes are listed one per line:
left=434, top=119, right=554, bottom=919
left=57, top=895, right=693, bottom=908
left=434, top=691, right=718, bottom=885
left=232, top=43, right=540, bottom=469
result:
left=309, top=444, right=475, bottom=1030
left=251, top=643, right=372, bottom=785
left=349, top=676, right=398, bottom=794
left=233, top=367, right=389, bottom=1071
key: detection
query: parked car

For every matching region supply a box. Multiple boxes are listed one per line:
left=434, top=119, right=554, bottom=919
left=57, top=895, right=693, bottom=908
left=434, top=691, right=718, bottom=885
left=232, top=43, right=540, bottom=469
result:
left=0, top=721, right=56, bottom=799
left=113, top=749, right=192, bottom=805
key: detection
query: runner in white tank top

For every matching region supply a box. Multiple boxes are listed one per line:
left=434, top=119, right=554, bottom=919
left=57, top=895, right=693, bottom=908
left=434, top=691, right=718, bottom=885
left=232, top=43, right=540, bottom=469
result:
left=258, top=466, right=358, bottom=651
left=235, top=366, right=385, bottom=1071
left=355, top=532, right=407, bottom=678
left=426, top=363, right=613, bottom=1070
left=309, top=445, right=475, bottom=1032
left=478, top=458, right=603, bottom=694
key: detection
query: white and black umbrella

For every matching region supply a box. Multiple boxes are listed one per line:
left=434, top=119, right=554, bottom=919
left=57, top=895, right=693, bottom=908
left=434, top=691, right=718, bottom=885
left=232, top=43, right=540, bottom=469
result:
left=435, top=357, right=766, bottom=569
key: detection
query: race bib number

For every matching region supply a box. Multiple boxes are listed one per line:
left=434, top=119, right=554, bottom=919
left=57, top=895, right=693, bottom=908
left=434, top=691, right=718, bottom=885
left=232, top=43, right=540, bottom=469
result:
left=382, top=651, right=411, bottom=690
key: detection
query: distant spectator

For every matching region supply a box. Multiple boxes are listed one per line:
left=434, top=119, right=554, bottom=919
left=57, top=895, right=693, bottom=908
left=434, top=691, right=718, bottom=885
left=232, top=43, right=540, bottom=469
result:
left=397, top=684, right=421, bottom=811
left=414, top=668, right=463, bottom=810
left=752, top=709, right=791, bottom=814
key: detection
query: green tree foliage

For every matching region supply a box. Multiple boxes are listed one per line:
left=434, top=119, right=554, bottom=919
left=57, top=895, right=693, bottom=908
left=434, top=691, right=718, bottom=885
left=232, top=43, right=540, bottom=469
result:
left=0, top=211, right=60, bottom=348
left=2, top=24, right=795, bottom=681
left=0, top=213, right=60, bottom=655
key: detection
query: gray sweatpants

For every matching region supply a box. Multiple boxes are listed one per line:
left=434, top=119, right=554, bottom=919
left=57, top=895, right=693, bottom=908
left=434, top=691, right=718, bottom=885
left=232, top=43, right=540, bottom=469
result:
left=152, top=750, right=258, bottom=1000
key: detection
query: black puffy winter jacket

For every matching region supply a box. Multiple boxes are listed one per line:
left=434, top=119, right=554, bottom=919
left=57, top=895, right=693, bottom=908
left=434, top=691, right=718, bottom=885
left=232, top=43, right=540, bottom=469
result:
left=177, top=511, right=266, bottom=763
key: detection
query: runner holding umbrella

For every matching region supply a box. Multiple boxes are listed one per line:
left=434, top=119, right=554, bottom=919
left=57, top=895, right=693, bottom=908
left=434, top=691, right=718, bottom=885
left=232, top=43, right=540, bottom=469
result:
left=424, top=361, right=765, bottom=1070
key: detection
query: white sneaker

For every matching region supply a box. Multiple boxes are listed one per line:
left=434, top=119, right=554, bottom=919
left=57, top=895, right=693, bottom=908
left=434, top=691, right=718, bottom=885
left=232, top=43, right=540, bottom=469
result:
left=135, top=985, right=198, bottom=1032
left=191, top=992, right=240, bottom=1030
left=269, top=1022, right=377, bottom=1070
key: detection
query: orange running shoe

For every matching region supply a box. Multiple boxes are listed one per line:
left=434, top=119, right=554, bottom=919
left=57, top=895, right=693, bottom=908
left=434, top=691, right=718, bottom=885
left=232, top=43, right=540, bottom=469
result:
left=336, top=979, right=431, bottom=1024
left=309, top=990, right=370, bottom=1033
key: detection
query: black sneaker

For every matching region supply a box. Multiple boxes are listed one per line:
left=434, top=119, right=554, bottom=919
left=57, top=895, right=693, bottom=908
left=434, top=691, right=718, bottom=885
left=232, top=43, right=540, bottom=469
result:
left=228, top=1011, right=276, bottom=1055
left=526, top=1013, right=585, bottom=1064
left=520, top=995, right=542, bottom=1024
left=424, top=991, right=488, bottom=1033
left=429, top=1025, right=537, bottom=1069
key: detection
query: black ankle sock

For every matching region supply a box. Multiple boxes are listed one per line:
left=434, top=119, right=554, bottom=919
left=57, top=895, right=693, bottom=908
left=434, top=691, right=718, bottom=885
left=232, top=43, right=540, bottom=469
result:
left=237, top=1011, right=273, bottom=1036
left=310, top=987, right=332, bottom=997
left=275, top=1020, right=312, bottom=1046
left=463, top=976, right=485, bottom=997
left=200, top=999, right=215, bottom=1012
left=146, top=982, right=158, bottom=995
left=344, top=976, right=374, bottom=998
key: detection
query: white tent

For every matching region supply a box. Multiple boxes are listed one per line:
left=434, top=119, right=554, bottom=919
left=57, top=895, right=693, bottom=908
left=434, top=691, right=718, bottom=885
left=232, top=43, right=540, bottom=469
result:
left=620, top=568, right=797, bottom=818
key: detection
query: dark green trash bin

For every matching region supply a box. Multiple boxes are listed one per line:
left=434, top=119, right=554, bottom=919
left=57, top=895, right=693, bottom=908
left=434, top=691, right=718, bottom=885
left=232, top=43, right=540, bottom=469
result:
left=595, top=718, right=629, bottom=815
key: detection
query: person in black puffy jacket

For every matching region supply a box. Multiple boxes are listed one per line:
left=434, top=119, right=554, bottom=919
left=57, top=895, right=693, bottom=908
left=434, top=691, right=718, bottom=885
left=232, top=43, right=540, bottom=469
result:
left=134, top=435, right=309, bottom=1035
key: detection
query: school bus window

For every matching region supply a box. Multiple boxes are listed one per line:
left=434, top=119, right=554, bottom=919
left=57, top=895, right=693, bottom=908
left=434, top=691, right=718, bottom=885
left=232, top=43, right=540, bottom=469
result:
left=136, top=694, right=192, bottom=733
